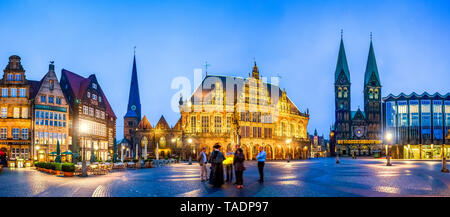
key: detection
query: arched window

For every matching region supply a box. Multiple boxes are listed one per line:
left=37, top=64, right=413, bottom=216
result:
left=374, top=89, right=379, bottom=99
left=338, top=87, right=342, bottom=98
left=369, top=88, right=374, bottom=99
left=159, top=137, right=166, bottom=148
left=141, top=136, right=148, bottom=148
left=343, top=87, right=348, bottom=98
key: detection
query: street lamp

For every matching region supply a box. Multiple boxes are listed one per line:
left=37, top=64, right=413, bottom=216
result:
left=188, top=138, right=192, bottom=165
left=94, top=144, right=99, bottom=162
left=121, top=146, right=125, bottom=163
left=80, top=122, right=89, bottom=177
left=442, top=144, right=449, bottom=173
left=286, top=139, right=291, bottom=162
left=385, top=132, right=392, bottom=166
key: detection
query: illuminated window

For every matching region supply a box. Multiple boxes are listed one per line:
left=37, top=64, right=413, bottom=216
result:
left=337, top=87, right=342, bottom=98
left=201, top=116, right=209, bottom=133
left=89, top=107, right=94, bottom=116
left=22, top=107, right=28, bottom=119
left=190, top=116, right=196, bottom=133
left=1, top=107, right=7, bottom=118
left=49, top=80, right=54, bottom=90
left=83, top=106, right=88, bottom=115
left=214, top=116, right=221, bottom=133
left=13, top=107, right=20, bottom=118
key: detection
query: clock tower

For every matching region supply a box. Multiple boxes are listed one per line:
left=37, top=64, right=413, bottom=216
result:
left=124, top=53, right=141, bottom=141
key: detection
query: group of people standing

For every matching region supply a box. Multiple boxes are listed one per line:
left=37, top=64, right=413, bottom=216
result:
left=197, top=143, right=267, bottom=189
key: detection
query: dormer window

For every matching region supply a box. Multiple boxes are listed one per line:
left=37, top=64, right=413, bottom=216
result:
left=93, top=94, right=97, bottom=100
left=87, top=92, right=90, bottom=98
left=7, top=74, right=13, bottom=81
left=49, top=80, right=54, bottom=90
left=92, top=83, right=97, bottom=89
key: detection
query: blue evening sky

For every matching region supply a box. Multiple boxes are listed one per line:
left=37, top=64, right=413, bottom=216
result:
left=1, top=0, right=449, bottom=140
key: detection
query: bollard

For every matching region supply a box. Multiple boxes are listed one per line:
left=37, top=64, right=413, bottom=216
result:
left=386, top=153, right=392, bottom=166
left=336, top=154, right=340, bottom=164
left=442, top=157, right=449, bottom=173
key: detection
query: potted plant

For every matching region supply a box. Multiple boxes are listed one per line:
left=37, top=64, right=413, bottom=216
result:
left=55, top=163, right=63, bottom=176
left=42, top=162, right=49, bottom=173
left=49, top=163, right=56, bottom=174
left=61, top=163, right=75, bottom=177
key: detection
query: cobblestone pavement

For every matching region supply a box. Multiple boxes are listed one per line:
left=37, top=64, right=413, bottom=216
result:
left=1, top=157, right=449, bottom=197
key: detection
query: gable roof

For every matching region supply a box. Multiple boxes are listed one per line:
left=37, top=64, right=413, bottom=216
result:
left=351, top=109, right=366, bottom=120
left=28, top=79, right=42, bottom=99
left=172, top=117, right=182, bottom=130
left=61, top=69, right=116, bottom=119
left=155, top=115, right=170, bottom=129
left=137, top=115, right=152, bottom=129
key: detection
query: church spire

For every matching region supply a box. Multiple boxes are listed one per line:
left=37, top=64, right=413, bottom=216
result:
left=364, top=37, right=380, bottom=86
left=124, top=51, right=141, bottom=121
left=335, top=32, right=350, bottom=84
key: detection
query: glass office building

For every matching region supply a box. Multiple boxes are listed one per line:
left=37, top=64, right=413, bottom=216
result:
left=382, top=92, right=450, bottom=159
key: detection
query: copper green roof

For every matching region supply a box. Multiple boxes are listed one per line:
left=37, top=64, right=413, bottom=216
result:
left=364, top=41, right=380, bottom=86
left=334, top=38, right=350, bottom=83
left=125, top=54, right=141, bottom=120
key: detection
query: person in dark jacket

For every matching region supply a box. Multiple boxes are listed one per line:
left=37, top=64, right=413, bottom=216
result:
left=209, top=143, right=225, bottom=187
left=233, top=147, right=245, bottom=189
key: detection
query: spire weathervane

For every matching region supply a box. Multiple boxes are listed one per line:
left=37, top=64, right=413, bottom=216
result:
left=370, top=32, right=373, bottom=41
left=341, top=29, right=343, bottom=39
left=134, top=46, right=136, bottom=55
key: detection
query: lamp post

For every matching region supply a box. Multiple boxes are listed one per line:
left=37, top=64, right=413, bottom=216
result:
left=385, top=132, right=392, bottom=166
left=80, top=122, right=89, bottom=177
left=286, top=139, right=291, bottom=163
left=188, top=138, right=192, bottom=165
left=121, top=146, right=125, bottom=163
left=442, top=144, right=449, bottom=173
left=94, top=144, right=98, bottom=162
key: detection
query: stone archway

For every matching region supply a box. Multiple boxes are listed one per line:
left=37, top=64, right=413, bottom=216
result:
left=275, top=145, right=283, bottom=160
left=265, top=144, right=273, bottom=160
left=241, top=144, right=251, bottom=160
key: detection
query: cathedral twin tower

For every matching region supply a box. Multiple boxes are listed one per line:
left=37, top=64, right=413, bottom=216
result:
left=334, top=34, right=382, bottom=155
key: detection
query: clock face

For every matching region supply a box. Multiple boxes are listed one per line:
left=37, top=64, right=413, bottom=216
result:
left=131, top=105, right=136, bottom=111
left=354, top=127, right=364, bottom=138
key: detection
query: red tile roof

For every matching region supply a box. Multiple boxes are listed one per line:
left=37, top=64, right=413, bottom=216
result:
left=62, top=69, right=116, bottom=119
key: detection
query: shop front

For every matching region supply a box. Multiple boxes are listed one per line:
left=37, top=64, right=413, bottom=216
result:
left=402, top=144, right=449, bottom=160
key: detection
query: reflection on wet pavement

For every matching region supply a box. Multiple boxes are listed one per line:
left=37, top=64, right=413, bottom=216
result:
left=0, top=158, right=449, bottom=197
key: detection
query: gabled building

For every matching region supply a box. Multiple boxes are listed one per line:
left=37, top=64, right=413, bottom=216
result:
left=334, top=34, right=382, bottom=156
left=0, top=55, right=33, bottom=167
left=60, top=69, right=116, bottom=162
left=179, top=62, right=310, bottom=160
left=30, top=61, right=70, bottom=162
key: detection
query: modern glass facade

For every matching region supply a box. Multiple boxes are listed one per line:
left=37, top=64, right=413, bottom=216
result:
left=382, top=93, right=450, bottom=159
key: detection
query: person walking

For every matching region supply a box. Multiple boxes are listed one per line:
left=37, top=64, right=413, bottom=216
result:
left=232, top=144, right=241, bottom=185
left=256, top=146, right=266, bottom=183
left=197, top=147, right=208, bottom=182
left=224, top=149, right=234, bottom=183
left=234, top=147, right=245, bottom=189
left=209, top=143, right=225, bottom=187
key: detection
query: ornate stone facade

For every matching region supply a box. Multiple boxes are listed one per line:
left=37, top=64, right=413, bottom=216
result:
left=0, top=56, right=33, bottom=167
left=31, top=62, right=70, bottom=162
left=178, top=63, right=310, bottom=160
